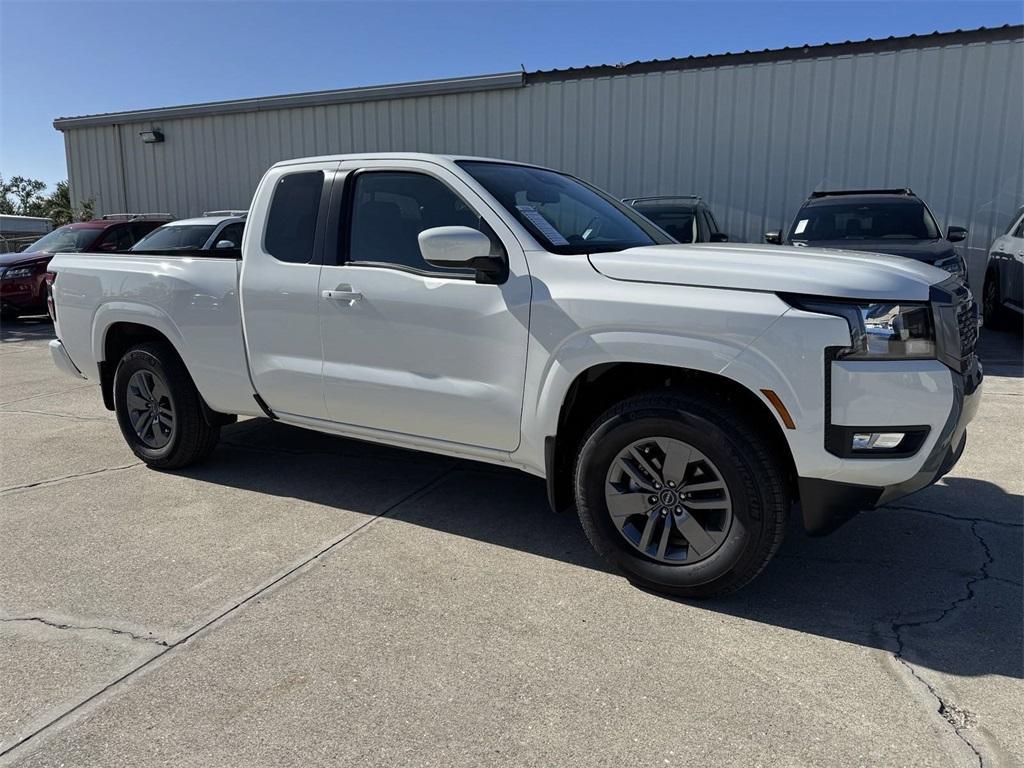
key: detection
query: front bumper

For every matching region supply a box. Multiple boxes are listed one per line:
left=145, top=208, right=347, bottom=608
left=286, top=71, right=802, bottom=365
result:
left=798, top=354, right=982, bottom=534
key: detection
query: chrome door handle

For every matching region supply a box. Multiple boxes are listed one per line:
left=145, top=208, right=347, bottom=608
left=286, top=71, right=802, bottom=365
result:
left=322, top=286, right=363, bottom=303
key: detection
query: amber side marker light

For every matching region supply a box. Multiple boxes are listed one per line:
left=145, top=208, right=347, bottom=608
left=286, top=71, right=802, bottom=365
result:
left=761, top=389, right=796, bottom=430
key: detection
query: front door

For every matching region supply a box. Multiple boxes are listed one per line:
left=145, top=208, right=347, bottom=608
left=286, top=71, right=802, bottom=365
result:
left=318, top=161, right=531, bottom=451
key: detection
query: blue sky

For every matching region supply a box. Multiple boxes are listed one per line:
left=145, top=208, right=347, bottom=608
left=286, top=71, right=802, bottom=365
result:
left=2, top=0, right=1021, bottom=188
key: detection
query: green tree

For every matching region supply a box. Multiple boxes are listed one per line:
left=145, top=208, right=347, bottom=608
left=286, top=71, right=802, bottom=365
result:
left=0, top=175, right=94, bottom=225
left=43, top=180, right=95, bottom=226
left=0, top=175, right=47, bottom=216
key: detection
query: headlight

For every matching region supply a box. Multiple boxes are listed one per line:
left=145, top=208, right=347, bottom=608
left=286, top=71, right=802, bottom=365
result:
left=1, top=266, right=34, bottom=279
left=785, top=297, right=936, bottom=360
left=848, top=303, right=935, bottom=359
left=934, top=255, right=965, bottom=279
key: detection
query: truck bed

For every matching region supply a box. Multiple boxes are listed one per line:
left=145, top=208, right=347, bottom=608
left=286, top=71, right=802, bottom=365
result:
left=48, top=252, right=257, bottom=416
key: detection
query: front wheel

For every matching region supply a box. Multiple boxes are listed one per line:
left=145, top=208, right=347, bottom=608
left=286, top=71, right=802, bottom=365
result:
left=574, top=391, right=789, bottom=598
left=113, top=341, right=220, bottom=469
left=982, top=272, right=1014, bottom=331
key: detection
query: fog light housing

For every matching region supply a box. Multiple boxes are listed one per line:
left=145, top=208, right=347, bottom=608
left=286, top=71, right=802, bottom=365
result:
left=852, top=432, right=905, bottom=450
left=827, top=424, right=930, bottom=458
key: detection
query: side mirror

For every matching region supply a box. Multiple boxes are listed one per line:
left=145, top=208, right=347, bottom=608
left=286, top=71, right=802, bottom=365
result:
left=418, top=226, right=507, bottom=284
left=215, top=239, right=237, bottom=249
left=97, top=241, right=119, bottom=252
left=764, top=230, right=782, bottom=245
left=709, top=232, right=729, bottom=243
left=946, top=226, right=967, bottom=243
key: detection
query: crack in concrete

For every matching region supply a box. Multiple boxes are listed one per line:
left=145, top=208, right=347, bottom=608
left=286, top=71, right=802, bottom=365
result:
left=0, top=384, right=92, bottom=408
left=885, top=504, right=1024, bottom=529
left=0, top=408, right=112, bottom=423
left=0, top=464, right=457, bottom=759
left=0, top=462, right=142, bottom=495
left=888, top=521, right=994, bottom=768
left=0, top=616, right=168, bottom=646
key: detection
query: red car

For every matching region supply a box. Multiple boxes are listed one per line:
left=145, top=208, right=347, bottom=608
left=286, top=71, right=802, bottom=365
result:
left=0, top=214, right=171, bottom=320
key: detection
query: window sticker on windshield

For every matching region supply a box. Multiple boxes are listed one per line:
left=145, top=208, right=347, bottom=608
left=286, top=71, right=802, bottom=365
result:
left=516, top=205, right=570, bottom=246
left=794, top=219, right=809, bottom=235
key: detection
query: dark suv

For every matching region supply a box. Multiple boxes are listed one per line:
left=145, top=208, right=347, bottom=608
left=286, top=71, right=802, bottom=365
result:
left=764, top=189, right=968, bottom=282
left=0, top=213, right=171, bottom=319
left=624, top=196, right=729, bottom=243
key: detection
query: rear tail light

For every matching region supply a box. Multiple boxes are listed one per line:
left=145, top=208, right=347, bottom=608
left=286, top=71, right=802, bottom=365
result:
left=45, top=271, right=57, bottom=323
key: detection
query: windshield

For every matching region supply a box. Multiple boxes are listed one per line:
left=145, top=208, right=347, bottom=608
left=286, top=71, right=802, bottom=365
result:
left=633, top=205, right=697, bottom=243
left=133, top=224, right=216, bottom=251
left=24, top=226, right=99, bottom=253
left=790, top=201, right=941, bottom=242
left=458, top=161, right=670, bottom=254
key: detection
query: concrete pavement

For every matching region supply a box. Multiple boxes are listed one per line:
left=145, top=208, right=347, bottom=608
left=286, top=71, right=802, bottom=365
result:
left=1, top=316, right=1021, bottom=767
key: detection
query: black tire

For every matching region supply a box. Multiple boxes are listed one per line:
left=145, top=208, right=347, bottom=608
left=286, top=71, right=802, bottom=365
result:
left=982, top=271, right=1015, bottom=332
left=574, top=391, right=789, bottom=599
left=113, top=341, right=220, bottom=469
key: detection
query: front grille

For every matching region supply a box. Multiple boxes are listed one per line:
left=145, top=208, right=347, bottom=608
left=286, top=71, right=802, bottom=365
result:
left=931, top=277, right=978, bottom=372
left=956, top=292, right=979, bottom=359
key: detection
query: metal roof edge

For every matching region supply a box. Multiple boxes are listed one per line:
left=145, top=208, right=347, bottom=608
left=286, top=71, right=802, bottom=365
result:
left=526, top=25, right=1024, bottom=83
left=53, top=71, right=524, bottom=131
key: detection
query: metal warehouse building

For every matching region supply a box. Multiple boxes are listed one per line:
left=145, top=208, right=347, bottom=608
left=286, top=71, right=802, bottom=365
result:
left=55, top=25, right=1023, bottom=285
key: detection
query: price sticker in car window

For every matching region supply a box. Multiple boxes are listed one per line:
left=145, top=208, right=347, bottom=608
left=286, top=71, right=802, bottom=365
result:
left=794, top=219, right=809, bottom=235
left=516, top=205, right=570, bottom=246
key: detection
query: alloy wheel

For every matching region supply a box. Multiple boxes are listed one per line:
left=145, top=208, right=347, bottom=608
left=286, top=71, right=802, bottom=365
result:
left=125, top=369, right=175, bottom=449
left=604, top=437, right=733, bottom=564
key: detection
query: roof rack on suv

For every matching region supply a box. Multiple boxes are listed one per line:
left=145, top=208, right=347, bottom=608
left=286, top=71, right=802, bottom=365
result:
left=809, top=189, right=914, bottom=198
left=100, top=212, right=174, bottom=221
left=623, top=195, right=702, bottom=205
left=202, top=210, right=248, bottom=218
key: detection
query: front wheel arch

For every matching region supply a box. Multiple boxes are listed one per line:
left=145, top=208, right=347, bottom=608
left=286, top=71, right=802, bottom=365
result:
left=547, top=363, right=797, bottom=515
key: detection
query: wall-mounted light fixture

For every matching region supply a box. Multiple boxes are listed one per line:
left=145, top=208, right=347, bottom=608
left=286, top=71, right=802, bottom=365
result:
left=139, top=129, right=164, bottom=143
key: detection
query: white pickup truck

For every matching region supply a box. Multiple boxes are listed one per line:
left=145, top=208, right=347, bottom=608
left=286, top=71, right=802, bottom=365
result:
left=47, top=154, right=982, bottom=597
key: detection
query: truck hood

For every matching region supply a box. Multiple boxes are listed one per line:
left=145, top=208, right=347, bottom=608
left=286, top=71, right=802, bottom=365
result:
left=588, top=242, right=947, bottom=301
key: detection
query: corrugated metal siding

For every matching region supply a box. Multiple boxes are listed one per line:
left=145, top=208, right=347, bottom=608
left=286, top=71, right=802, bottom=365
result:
left=64, top=35, right=1023, bottom=286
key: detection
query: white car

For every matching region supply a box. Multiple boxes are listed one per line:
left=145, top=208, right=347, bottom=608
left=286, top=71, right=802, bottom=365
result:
left=46, top=154, right=982, bottom=597
left=982, top=206, right=1024, bottom=330
left=131, top=210, right=246, bottom=253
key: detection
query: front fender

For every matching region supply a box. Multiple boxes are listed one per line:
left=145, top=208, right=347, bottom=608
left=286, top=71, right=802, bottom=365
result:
left=514, top=289, right=794, bottom=474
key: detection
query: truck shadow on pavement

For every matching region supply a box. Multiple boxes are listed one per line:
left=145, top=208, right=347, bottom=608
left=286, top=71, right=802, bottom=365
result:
left=180, top=416, right=1022, bottom=682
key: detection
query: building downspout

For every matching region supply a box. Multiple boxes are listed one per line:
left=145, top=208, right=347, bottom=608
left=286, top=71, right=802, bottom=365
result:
left=113, top=123, right=129, bottom=213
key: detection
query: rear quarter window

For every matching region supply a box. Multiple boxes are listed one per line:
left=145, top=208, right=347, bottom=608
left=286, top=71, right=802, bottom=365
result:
left=265, top=171, right=324, bottom=263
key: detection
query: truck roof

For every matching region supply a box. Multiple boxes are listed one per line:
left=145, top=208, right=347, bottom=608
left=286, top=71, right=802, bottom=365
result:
left=271, top=152, right=550, bottom=171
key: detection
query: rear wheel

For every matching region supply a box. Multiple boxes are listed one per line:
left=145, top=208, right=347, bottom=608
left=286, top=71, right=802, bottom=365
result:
left=113, top=341, right=220, bottom=469
left=574, top=391, right=789, bottom=598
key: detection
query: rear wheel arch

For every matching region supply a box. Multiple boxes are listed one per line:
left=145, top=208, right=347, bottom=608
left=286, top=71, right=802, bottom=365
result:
left=546, top=362, right=797, bottom=514
left=100, top=322, right=175, bottom=410
left=100, top=322, right=233, bottom=426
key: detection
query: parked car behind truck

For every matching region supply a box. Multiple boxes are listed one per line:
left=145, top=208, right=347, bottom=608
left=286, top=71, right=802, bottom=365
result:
left=623, top=196, right=729, bottom=243
left=982, top=206, right=1024, bottom=331
left=47, top=154, right=982, bottom=598
left=131, top=211, right=246, bottom=254
left=1, top=213, right=170, bottom=320
left=765, top=189, right=969, bottom=282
